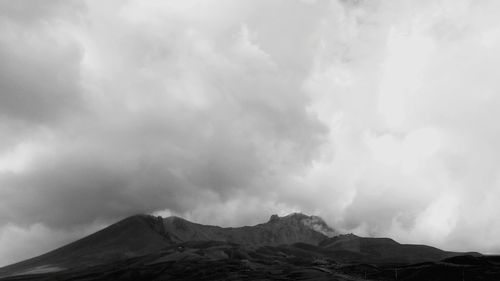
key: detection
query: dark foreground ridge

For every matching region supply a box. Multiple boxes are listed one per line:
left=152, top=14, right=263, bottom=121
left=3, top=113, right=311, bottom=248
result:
left=0, top=213, right=498, bottom=281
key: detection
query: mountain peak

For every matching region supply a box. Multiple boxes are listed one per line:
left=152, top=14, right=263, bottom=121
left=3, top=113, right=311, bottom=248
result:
left=267, top=213, right=337, bottom=237
left=268, top=212, right=314, bottom=221
left=268, top=214, right=280, bottom=223
left=268, top=213, right=306, bottom=222
left=0, top=212, right=476, bottom=279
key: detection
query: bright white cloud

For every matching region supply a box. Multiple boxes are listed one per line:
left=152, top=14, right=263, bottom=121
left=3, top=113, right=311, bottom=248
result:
left=378, top=25, right=434, bottom=128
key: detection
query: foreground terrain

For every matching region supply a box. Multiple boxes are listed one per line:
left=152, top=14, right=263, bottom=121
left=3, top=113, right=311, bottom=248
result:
left=1, top=213, right=498, bottom=281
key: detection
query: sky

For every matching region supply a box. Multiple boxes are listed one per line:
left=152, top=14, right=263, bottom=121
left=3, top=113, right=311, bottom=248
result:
left=1, top=0, right=500, bottom=266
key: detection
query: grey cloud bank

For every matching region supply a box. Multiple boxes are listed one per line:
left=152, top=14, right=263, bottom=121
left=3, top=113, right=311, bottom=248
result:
left=1, top=0, right=500, bottom=266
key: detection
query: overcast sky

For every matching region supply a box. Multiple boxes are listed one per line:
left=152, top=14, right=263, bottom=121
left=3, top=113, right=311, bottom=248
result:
left=1, top=0, right=500, bottom=266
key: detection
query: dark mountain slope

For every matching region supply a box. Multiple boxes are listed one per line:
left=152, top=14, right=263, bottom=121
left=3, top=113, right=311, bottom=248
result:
left=319, top=233, right=457, bottom=264
left=0, top=215, right=170, bottom=276
left=0, top=213, right=484, bottom=280
left=0, top=213, right=335, bottom=277
left=0, top=241, right=496, bottom=281
left=162, top=213, right=335, bottom=246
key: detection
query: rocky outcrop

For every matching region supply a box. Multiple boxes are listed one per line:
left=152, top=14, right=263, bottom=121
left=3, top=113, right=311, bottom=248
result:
left=159, top=212, right=336, bottom=246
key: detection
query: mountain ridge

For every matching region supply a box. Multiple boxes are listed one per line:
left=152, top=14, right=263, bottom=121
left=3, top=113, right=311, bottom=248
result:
left=0, top=212, right=334, bottom=276
left=0, top=212, right=481, bottom=280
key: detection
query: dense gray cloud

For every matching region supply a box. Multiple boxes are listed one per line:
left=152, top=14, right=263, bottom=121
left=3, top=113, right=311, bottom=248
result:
left=0, top=0, right=84, bottom=124
left=2, top=0, right=500, bottom=266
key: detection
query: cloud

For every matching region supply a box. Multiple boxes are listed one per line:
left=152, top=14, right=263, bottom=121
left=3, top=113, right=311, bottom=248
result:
left=0, top=0, right=83, bottom=24
left=2, top=0, right=500, bottom=266
left=0, top=0, right=329, bottom=264
left=0, top=220, right=106, bottom=267
left=0, top=1, right=84, bottom=124
left=297, top=0, right=500, bottom=251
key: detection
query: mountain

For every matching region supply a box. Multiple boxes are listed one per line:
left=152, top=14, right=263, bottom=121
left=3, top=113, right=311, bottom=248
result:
left=162, top=213, right=336, bottom=245
left=0, top=215, right=170, bottom=276
left=0, top=213, right=492, bottom=281
left=319, top=233, right=458, bottom=264
left=0, top=213, right=334, bottom=277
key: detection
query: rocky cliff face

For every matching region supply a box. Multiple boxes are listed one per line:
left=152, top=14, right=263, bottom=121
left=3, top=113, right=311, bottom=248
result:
left=160, top=213, right=336, bottom=246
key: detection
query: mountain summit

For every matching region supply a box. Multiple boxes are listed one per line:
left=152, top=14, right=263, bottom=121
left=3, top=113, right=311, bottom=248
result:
left=160, top=212, right=335, bottom=246
left=0, top=213, right=335, bottom=276
left=267, top=213, right=336, bottom=237
left=0, top=213, right=483, bottom=281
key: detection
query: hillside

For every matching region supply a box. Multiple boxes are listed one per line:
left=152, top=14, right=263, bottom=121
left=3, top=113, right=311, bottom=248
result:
left=162, top=213, right=335, bottom=246
left=319, top=233, right=456, bottom=264
left=0, top=213, right=488, bottom=281
left=0, top=213, right=334, bottom=277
